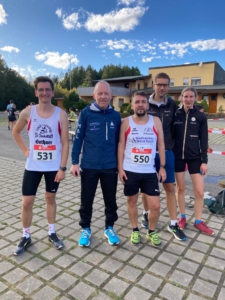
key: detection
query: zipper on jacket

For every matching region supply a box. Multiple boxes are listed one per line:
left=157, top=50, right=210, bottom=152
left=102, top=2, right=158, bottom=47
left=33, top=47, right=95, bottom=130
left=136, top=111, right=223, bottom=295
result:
left=106, top=122, right=108, bottom=140
left=182, top=111, right=189, bottom=159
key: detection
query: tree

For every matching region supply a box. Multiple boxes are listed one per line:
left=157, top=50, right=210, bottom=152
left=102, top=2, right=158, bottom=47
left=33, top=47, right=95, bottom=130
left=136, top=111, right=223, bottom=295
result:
left=75, top=100, right=89, bottom=111
left=63, top=89, right=80, bottom=111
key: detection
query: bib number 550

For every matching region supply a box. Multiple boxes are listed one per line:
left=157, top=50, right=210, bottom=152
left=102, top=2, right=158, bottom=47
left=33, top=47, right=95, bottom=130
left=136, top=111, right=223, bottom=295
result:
left=133, top=155, right=150, bottom=164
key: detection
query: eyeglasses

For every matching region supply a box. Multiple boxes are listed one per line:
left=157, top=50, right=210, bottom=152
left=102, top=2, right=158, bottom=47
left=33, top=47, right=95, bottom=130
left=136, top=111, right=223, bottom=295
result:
left=36, top=88, right=52, bottom=93
left=154, top=84, right=169, bottom=88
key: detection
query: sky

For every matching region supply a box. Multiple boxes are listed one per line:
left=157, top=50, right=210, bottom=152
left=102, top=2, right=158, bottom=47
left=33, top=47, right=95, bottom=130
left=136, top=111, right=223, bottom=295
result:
left=0, top=0, right=225, bottom=81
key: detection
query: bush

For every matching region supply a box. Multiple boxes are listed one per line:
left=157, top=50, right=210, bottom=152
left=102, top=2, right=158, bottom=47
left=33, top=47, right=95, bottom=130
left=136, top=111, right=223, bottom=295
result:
left=120, top=103, right=129, bottom=113
left=126, top=104, right=134, bottom=115
left=120, top=112, right=131, bottom=118
left=199, top=99, right=209, bottom=112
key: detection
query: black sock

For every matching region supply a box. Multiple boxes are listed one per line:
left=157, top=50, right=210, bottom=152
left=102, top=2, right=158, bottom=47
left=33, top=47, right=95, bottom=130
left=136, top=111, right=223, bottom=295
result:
left=133, top=227, right=139, bottom=232
left=148, top=229, right=154, bottom=234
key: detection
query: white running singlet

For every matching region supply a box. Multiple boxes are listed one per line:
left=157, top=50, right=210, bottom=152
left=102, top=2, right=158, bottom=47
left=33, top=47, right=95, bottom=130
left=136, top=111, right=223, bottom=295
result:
left=123, top=115, right=158, bottom=173
left=25, top=106, right=62, bottom=171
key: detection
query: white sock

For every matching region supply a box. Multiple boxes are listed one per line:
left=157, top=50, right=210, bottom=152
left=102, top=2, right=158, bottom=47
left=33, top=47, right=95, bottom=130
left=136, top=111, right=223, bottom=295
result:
left=170, top=220, right=178, bottom=226
left=23, top=227, right=30, bottom=238
left=48, top=224, right=55, bottom=235
left=143, top=210, right=149, bottom=215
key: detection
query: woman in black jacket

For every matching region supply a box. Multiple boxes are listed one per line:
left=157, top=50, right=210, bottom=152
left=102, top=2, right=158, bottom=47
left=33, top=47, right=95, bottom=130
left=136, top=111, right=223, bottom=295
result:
left=174, top=87, right=214, bottom=236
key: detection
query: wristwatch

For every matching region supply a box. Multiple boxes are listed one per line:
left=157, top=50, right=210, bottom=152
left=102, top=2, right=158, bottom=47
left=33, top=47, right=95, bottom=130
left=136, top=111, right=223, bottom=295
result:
left=160, top=164, right=166, bottom=168
left=60, top=166, right=67, bottom=171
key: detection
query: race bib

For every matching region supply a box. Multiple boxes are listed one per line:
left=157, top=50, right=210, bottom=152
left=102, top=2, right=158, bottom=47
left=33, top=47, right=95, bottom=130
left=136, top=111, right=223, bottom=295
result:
left=33, top=145, right=57, bottom=161
left=131, top=148, right=152, bottom=164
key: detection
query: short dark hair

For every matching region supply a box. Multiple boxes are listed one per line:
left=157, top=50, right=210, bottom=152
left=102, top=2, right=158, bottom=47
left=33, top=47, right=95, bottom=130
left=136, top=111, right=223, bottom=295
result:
left=33, top=76, right=54, bottom=91
left=132, top=91, right=148, bottom=101
left=10, top=100, right=14, bottom=104
left=195, top=104, right=203, bottom=111
left=155, top=72, right=170, bottom=84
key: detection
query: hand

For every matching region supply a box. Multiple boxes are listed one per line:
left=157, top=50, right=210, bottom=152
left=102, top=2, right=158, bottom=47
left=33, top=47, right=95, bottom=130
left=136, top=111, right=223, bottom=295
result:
left=23, top=148, right=30, bottom=157
left=54, top=169, right=66, bottom=182
left=118, top=169, right=128, bottom=184
left=208, top=146, right=213, bottom=153
left=200, top=163, right=208, bottom=175
left=70, top=164, right=80, bottom=177
left=158, top=167, right=167, bottom=183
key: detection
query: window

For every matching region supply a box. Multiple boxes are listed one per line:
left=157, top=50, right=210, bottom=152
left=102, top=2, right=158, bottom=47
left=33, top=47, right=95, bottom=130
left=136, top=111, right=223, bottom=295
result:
left=183, top=78, right=189, bottom=86
left=170, top=79, right=174, bottom=87
left=144, top=82, right=148, bottom=89
left=110, top=99, right=113, bottom=106
left=169, top=95, right=175, bottom=100
left=137, top=83, right=140, bottom=90
left=191, top=77, right=201, bottom=85
left=119, top=98, right=124, bottom=108
left=202, top=95, right=208, bottom=101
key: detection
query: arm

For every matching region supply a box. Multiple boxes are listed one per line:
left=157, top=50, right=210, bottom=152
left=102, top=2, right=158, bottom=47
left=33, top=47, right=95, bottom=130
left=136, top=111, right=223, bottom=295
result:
left=54, top=110, right=69, bottom=182
left=154, top=116, right=167, bottom=182
left=12, top=108, right=31, bottom=157
left=199, top=115, right=208, bottom=174
left=117, top=118, right=128, bottom=184
left=70, top=112, right=85, bottom=177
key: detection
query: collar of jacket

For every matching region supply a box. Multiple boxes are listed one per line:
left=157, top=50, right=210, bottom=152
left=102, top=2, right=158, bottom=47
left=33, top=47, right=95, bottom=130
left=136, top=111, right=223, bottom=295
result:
left=90, top=102, right=113, bottom=112
left=178, top=105, right=197, bottom=114
left=149, top=93, right=170, bottom=106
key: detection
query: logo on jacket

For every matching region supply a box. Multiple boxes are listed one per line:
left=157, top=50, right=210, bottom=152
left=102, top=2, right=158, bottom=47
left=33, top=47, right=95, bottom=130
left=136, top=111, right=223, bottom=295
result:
left=110, top=121, right=114, bottom=128
left=191, top=117, right=196, bottom=121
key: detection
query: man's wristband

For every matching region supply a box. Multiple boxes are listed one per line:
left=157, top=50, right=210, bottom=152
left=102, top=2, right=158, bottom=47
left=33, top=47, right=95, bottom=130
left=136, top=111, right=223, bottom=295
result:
left=160, top=164, right=166, bottom=168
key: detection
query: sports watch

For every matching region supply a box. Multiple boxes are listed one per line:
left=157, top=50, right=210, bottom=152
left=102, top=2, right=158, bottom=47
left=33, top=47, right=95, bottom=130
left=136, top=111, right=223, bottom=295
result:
left=60, top=166, right=67, bottom=171
left=160, top=164, right=166, bottom=168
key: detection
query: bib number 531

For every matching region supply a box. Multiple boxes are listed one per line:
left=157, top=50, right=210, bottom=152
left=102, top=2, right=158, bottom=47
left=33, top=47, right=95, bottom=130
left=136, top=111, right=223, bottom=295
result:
left=37, top=151, right=53, bottom=160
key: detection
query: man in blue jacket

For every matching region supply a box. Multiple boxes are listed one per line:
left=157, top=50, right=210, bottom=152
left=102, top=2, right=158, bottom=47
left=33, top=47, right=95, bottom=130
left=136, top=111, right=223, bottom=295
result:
left=70, top=80, right=121, bottom=247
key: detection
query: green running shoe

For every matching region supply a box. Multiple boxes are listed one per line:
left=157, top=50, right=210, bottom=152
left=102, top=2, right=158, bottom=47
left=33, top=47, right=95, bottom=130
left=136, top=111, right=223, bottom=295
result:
left=146, top=231, right=161, bottom=247
left=131, top=231, right=141, bottom=244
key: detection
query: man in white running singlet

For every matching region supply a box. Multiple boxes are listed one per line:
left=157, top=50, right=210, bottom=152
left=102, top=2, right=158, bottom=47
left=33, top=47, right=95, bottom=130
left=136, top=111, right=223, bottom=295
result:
left=118, top=91, right=166, bottom=247
left=12, top=76, right=69, bottom=255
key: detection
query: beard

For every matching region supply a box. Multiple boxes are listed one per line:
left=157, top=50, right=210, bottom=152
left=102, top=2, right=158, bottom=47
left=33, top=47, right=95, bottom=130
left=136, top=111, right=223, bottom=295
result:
left=136, top=111, right=146, bottom=117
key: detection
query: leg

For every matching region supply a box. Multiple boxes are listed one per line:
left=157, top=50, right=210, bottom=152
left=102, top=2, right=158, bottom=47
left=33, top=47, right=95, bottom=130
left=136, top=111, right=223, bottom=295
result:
left=22, top=196, right=35, bottom=228
left=141, top=194, right=149, bottom=211
left=127, top=194, right=139, bottom=228
left=145, top=195, right=160, bottom=230
left=175, top=172, right=186, bottom=215
left=190, top=173, right=204, bottom=220
left=163, top=183, right=177, bottom=220
left=45, top=192, right=57, bottom=223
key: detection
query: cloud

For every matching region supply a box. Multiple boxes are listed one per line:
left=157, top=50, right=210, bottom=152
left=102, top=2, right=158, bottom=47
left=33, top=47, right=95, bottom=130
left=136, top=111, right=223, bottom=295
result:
left=55, top=8, right=81, bottom=30
left=0, top=4, right=7, bottom=25
left=114, top=52, right=121, bottom=58
left=117, top=0, right=145, bottom=6
left=35, top=51, right=79, bottom=69
left=0, top=46, right=20, bottom=53
left=190, top=39, right=225, bottom=51
left=84, top=6, right=148, bottom=33
left=142, top=56, right=161, bottom=63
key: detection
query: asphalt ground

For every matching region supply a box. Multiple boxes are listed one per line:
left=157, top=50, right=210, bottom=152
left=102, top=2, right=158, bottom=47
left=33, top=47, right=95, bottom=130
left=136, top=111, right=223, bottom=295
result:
left=0, top=114, right=225, bottom=299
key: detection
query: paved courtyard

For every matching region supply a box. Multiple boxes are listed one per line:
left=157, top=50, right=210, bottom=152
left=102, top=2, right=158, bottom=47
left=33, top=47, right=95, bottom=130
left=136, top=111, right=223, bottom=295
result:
left=0, top=117, right=225, bottom=299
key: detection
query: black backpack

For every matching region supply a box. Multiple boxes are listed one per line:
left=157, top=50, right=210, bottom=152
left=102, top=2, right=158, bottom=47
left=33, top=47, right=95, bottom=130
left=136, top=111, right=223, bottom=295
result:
left=204, top=190, right=225, bottom=216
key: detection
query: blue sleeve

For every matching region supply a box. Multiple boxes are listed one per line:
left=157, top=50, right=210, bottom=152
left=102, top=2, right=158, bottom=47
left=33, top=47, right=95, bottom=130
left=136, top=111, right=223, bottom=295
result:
left=71, top=111, right=86, bottom=165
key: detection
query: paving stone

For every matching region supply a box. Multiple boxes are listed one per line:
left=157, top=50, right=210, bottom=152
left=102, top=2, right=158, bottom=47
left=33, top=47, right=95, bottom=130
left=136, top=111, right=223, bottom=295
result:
left=52, top=272, right=77, bottom=290
left=32, top=285, right=60, bottom=300
left=112, top=248, right=133, bottom=261
left=138, top=274, right=163, bottom=292
left=0, top=244, right=18, bottom=257
left=23, top=257, right=47, bottom=272
left=69, top=246, right=91, bottom=258
left=104, top=277, right=129, bottom=296
left=157, top=252, right=178, bottom=266
left=192, top=279, right=217, bottom=298
left=54, top=254, right=76, bottom=268
left=118, top=265, right=142, bottom=282
left=40, top=247, right=62, bottom=260
left=0, top=290, right=23, bottom=300
left=199, top=266, right=222, bottom=283
left=218, top=287, right=225, bottom=300
left=196, top=234, right=216, bottom=244
left=205, top=256, right=225, bottom=271
left=0, top=281, right=8, bottom=292
left=37, top=265, right=61, bottom=280
left=16, top=276, right=43, bottom=295
left=2, top=268, right=29, bottom=284
left=184, top=249, right=205, bottom=263
left=0, top=239, right=10, bottom=249
left=96, top=242, right=116, bottom=254
left=91, top=292, right=113, bottom=300
left=191, top=241, right=210, bottom=253
left=177, top=260, right=199, bottom=276
left=139, top=245, right=160, bottom=258
left=100, top=258, right=123, bottom=273
left=169, top=269, right=193, bottom=287
left=69, top=261, right=93, bottom=277
left=160, top=283, right=185, bottom=300
left=165, top=243, right=185, bottom=255
left=85, top=251, right=105, bottom=265
left=85, top=268, right=110, bottom=286
left=0, top=261, right=14, bottom=275
left=68, top=281, right=95, bottom=300
left=124, top=286, right=151, bottom=300
left=186, top=294, right=207, bottom=300
left=129, top=254, right=151, bottom=269
left=207, top=220, right=223, bottom=230
left=216, top=238, right=225, bottom=249
left=149, top=261, right=171, bottom=277
left=122, top=240, right=143, bottom=251
left=210, top=247, right=225, bottom=260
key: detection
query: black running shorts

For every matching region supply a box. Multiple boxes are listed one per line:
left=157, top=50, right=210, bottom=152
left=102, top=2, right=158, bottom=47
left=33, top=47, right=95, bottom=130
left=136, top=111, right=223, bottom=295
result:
left=175, top=158, right=202, bottom=174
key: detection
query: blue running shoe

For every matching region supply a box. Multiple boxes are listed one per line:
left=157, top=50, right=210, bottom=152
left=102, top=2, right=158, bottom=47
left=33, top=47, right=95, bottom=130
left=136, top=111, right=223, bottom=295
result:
left=104, top=226, right=120, bottom=245
left=78, top=228, right=91, bottom=247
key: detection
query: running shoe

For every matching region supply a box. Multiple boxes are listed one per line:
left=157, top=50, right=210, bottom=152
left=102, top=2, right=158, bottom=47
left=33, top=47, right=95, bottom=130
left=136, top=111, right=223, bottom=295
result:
left=146, top=231, right=161, bottom=247
left=194, top=221, right=214, bottom=236
left=131, top=231, right=141, bottom=244
left=13, top=236, right=32, bottom=256
left=141, top=213, right=149, bottom=229
left=167, top=223, right=187, bottom=241
left=178, top=217, right=188, bottom=230
left=78, top=228, right=91, bottom=247
left=48, top=233, right=64, bottom=249
left=104, top=226, right=120, bottom=245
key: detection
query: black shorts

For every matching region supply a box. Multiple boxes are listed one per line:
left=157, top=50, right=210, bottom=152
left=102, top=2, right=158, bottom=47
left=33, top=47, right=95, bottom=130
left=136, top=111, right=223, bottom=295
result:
left=124, top=171, right=160, bottom=197
left=8, top=116, right=16, bottom=122
left=22, top=169, right=59, bottom=196
left=175, top=158, right=202, bottom=174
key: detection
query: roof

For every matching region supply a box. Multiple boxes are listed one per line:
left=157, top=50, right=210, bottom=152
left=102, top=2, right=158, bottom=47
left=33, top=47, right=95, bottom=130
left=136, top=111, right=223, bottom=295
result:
left=148, top=61, right=218, bottom=70
left=94, top=75, right=150, bottom=82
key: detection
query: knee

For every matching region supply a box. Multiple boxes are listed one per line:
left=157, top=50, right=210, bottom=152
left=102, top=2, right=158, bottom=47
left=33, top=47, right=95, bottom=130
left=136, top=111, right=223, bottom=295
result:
left=194, top=190, right=204, bottom=199
left=164, top=184, right=175, bottom=194
left=22, top=199, right=33, bottom=210
left=176, top=185, right=185, bottom=194
left=45, top=192, right=56, bottom=205
left=150, top=202, right=160, bottom=212
left=127, top=198, right=137, bottom=208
